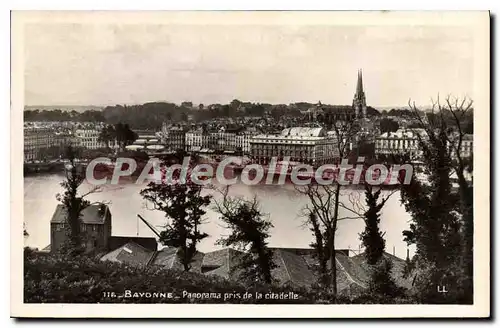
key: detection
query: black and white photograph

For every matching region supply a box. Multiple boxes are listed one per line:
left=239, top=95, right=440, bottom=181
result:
left=10, top=10, right=490, bottom=318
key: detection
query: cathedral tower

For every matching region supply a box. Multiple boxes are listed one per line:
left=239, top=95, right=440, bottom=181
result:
left=353, top=69, right=367, bottom=118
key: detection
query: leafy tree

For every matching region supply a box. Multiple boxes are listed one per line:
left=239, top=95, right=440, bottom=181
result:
left=379, top=118, right=399, bottom=133
left=140, top=158, right=212, bottom=271
left=98, top=124, right=116, bottom=149
left=55, top=146, right=100, bottom=255
left=307, top=212, right=329, bottom=286
left=359, top=185, right=392, bottom=265
left=367, top=258, right=404, bottom=298
left=114, top=123, right=138, bottom=151
left=213, top=188, right=276, bottom=284
left=399, top=95, right=473, bottom=303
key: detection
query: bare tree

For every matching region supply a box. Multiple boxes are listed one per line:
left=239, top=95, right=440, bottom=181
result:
left=295, top=118, right=360, bottom=295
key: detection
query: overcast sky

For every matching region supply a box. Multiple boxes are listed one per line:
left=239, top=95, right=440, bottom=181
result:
left=24, top=22, right=474, bottom=107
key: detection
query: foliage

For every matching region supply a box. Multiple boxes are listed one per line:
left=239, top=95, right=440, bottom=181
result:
left=97, top=124, right=116, bottom=149
left=113, top=123, right=138, bottom=151
left=25, top=100, right=382, bottom=130
left=24, top=250, right=416, bottom=304
left=307, top=212, right=329, bottom=286
left=367, top=258, right=405, bottom=298
left=359, top=185, right=390, bottom=265
left=400, top=95, right=474, bottom=303
left=24, top=109, right=105, bottom=122
left=379, top=118, right=399, bottom=134
left=54, top=146, right=95, bottom=255
left=213, top=190, right=276, bottom=285
left=296, top=117, right=359, bottom=295
left=140, top=157, right=212, bottom=271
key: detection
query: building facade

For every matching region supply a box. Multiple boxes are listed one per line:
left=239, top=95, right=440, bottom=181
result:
left=163, top=126, right=187, bottom=151
left=449, top=133, right=474, bottom=161
left=184, top=127, right=258, bottom=154
left=24, top=127, right=54, bottom=161
left=249, top=127, right=338, bottom=166
left=375, top=129, right=473, bottom=162
left=375, top=128, right=426, bottom=160
left=74, top=129, right=106, bottom=149
left=24, top=126, right=74, bottom=161
left=50, top=204, right=112, bottom=253
left=185, top=128, right=204, bottom=152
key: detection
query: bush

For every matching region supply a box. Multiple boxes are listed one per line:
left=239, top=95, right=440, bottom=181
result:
left=24, top=250, right=417, bottom=304
left=367, top=258, right=405, bottom=299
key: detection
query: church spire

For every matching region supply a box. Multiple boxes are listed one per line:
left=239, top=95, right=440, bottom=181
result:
left=353, top=69, right=367, bottom=118
left=356, top=69, right=364, bottom=94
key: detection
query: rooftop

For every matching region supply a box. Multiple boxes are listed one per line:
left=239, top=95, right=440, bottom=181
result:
left=101, top=241, right=155, bottom=266
left=281, top=127, right=326, bottom=138
left=378, top=128, right=427, bottom=139
left=50, top=204, right=109, bottom=225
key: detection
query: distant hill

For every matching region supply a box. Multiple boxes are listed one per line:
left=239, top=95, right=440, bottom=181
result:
left=24, top=105, right=103, bottom=112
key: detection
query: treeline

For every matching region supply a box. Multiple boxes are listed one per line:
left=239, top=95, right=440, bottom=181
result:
left=24, top=99, right=367, bottom=130
left=102, top=100, right=304, bottom=129
left=24, top=109, right=105, bottom=122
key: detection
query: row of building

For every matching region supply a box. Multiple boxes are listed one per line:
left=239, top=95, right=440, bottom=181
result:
left=375, top=128, right=474, bottom=161
left=24, top=122, right=119, bottom=162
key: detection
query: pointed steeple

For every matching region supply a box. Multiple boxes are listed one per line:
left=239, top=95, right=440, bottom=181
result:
left=353, top=69, right=367, bottom=119
left=356, top=69, right=364, bottom=94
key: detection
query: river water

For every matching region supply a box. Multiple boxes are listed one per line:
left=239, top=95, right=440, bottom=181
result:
left=23, top=173, right=415, bottom=259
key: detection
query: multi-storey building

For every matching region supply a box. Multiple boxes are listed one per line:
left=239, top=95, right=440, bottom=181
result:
left=375, top=128, right=426, bottom=160
left=50, top=204, right=112, bottom=253
left=449, top=133, right=474, bottom=160
left=24, top=127, right=54, bottom=161
left=185, top=128, right=204, bottom=152
left=184, top=127, right=258, bottom=154
left=74, top=129, right=105, bottom=149
left=167, top=126, right=188, bottom=151
left=24, top=125, right=75, bottom=161
left=375, top=129, right=473, bottom=162
left=234, top=130, right=258, bottom=154
left=249, top=127, right=338, bottom=166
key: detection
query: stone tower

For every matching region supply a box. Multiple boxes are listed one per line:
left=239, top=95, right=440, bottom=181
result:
left=353, top=69, right=367, bottom=118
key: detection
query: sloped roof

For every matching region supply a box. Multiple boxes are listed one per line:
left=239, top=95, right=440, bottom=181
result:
left=108, top=236, right=157, bottom=252
left=270, top=248, right=316, bottom=287
left=334, top=252, right=369, bottom=293
left=350, top=251, right=413, bottom=290
left=200, top=247, right=372, bottom=290
left=379, top=128, right=427, bottom=139
left=151, top=247, right=204, bottom=273
left=50, top=204, right=109, bottom=225
left=101, top=241, right=155, bottom=266
left=201, top=248, right=246, bottom=280
left=281, top=127, right=325, bottom=137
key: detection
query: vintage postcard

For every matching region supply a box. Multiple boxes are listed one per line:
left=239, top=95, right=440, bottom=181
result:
left=11, top=11, right=490, bottom=318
